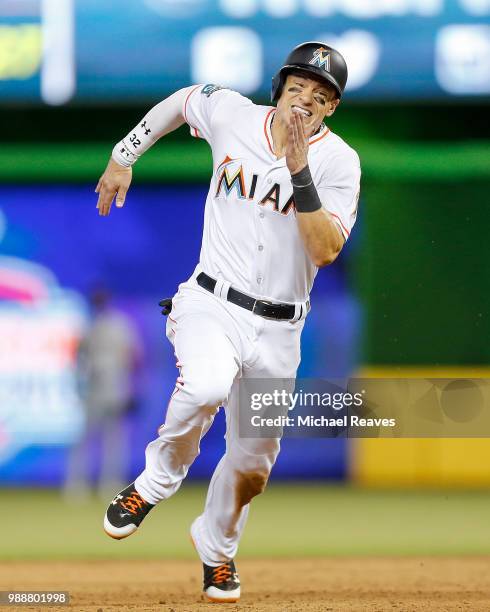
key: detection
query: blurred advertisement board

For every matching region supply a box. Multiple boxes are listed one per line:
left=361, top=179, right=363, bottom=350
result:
left=0, top=0, right=489, bottom=105
left=0, top=256, right=87, bottom=466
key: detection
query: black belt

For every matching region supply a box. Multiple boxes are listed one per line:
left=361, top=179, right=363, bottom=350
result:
left=197, top=272, right=299, bottom=321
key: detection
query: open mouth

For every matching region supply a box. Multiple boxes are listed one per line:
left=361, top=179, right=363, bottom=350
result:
left=291, top=105, right=312, bottom=118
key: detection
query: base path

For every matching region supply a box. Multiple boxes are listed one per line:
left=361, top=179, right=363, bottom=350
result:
left=1, top=558, right=489, bottom=611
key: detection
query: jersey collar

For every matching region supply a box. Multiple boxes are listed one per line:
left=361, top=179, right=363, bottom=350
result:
left=263, top=108, right=330, bottom=157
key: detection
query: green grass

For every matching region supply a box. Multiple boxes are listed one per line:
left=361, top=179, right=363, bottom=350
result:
left=2, top=484, right=489, bottom=560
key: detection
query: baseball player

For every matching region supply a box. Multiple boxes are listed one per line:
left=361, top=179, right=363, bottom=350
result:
left=97, top=42, right=360, bottom=603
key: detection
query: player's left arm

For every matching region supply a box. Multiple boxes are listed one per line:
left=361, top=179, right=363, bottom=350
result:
left=286, top=113, right=355, bottom=267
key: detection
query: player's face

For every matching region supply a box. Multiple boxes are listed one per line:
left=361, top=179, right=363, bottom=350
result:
left=277, top=73, right=339, bottom=137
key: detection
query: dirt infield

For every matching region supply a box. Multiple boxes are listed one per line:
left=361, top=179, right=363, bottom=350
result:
left=2, top=558, right=489, bottom=611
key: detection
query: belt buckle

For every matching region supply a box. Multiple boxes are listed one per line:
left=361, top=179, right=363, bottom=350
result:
left=252, top=299, right=277, bottom=320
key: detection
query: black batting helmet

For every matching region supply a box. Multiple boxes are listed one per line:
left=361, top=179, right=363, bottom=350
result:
left=271, top=41, right=348, bottom=103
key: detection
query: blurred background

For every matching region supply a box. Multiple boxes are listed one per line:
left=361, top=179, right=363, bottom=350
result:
left=0, top=0, right=489, bottom=561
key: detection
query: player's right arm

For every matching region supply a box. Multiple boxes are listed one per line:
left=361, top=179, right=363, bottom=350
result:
left=96, top=87, right=196, bottom=216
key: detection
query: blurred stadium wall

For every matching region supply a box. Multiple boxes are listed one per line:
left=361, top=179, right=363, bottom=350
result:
left=1, top=0, right=489, bottom=489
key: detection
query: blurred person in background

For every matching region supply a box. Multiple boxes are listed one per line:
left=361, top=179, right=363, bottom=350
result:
left=65, top=287, right=143, bottom=499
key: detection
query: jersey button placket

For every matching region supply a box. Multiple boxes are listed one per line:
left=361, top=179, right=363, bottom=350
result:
left=256, top=212, right=266, bottom=291
left=254, top=173, right=269, bottom=293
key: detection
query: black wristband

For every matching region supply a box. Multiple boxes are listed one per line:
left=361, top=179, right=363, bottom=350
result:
left=291, top=165, right=322, bottom=213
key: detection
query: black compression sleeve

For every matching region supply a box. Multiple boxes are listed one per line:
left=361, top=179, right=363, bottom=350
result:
left=291, top=165, right=322, bottom=213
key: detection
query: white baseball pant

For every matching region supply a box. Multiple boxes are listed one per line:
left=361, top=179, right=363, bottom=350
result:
left=135, top=275, right=305, bottom=566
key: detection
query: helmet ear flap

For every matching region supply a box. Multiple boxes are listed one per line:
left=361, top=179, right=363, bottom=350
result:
left=271, top=70, right=283, bottom=103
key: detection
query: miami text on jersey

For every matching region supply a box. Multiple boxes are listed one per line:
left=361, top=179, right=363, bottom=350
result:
left=215, top=156, right=296, bottom=216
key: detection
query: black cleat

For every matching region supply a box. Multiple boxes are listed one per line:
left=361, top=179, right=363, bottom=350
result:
left=103, top=483, right=154, bottom=540
left=203, top=560, right=241, bottom=603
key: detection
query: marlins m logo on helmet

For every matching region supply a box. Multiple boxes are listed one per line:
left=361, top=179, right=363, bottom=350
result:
left=309, top=47, right=331, bottom=72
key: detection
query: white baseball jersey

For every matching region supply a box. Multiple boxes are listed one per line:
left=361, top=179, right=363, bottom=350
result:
left=116, top=84, right=361, bottom=569
left=183, top=84, right=361, bottom=304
